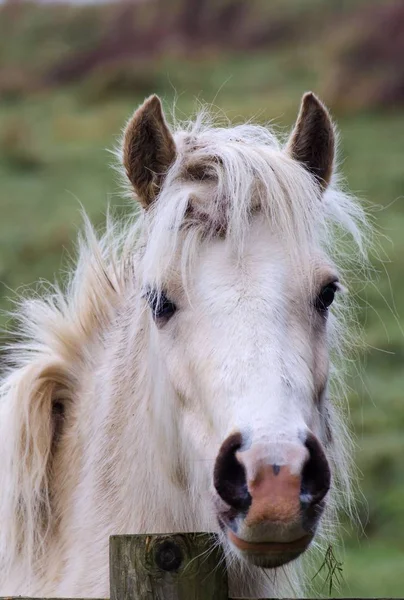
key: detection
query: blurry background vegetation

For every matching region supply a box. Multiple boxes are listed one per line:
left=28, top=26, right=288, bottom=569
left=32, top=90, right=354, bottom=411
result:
left=0, top=0, right=403, bottom=595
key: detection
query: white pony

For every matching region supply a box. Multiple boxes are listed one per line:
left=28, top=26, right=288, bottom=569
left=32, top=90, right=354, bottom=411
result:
left=0, top=93, right=368, bottom=598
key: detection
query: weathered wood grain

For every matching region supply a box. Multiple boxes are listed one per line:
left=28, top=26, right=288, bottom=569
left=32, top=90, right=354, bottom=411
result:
left=109, top=532, right=228, bottom=600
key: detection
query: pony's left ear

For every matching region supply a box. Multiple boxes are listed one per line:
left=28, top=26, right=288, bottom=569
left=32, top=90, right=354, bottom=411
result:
left=286, top=92, right=335, bottom=191
left=122, top=95, right=177, bottom=209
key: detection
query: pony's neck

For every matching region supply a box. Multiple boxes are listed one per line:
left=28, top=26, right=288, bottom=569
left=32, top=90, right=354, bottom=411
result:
left=78, top=306, right=209, bottom=536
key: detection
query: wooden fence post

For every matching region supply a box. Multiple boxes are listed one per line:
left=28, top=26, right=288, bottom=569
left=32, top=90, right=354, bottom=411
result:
left=109, top=533, right=228, bottom=600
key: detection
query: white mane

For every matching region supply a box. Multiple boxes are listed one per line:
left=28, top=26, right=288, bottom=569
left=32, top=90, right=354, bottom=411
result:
left=0, top=108, right=370, bottom=597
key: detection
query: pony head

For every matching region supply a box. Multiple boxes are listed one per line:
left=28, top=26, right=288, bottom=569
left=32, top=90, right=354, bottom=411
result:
left=119, top=93, right=363, bottom=570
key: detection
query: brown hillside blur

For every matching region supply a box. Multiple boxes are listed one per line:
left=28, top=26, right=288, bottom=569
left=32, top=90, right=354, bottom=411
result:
left=0, top=0, right=403, bottom=111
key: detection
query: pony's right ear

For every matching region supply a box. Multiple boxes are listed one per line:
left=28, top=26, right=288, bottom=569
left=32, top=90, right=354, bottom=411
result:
left=122, top=95, right=177, bottom=209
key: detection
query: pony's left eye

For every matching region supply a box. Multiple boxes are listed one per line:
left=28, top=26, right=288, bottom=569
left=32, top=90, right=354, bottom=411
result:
left=315, top=282, right=338, bottom=313
left=146, top=289, right=177, bottom=323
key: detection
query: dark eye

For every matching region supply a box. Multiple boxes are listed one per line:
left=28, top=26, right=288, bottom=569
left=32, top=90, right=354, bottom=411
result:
left=146, top=289, right=177, bottom=323
left=315, top=282, right=338, bottom=313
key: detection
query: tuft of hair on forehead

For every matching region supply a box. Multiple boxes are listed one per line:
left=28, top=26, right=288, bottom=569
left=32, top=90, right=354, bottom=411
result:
left=138, top=108, right=367, bottom=295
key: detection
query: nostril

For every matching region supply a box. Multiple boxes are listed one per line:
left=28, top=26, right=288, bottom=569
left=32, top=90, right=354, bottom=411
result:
left=214, top=432, right=252, bottom=512
left=301, top=433, right=331, bottom=506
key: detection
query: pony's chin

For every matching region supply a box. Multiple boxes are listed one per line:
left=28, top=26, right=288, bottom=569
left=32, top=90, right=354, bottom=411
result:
left=227, top=529, right=313, bottom=568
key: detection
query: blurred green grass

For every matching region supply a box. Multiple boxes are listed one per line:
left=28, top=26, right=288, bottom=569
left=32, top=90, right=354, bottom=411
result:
left=0, top=3, right=404, bottom=596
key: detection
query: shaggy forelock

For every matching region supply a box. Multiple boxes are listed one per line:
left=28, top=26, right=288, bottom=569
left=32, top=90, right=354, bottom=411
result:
left=137, top=112, right=368, bottom=298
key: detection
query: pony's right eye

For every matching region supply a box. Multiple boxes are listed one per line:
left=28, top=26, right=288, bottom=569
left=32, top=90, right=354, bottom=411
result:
left=146, top=290, right=177, bottom=323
